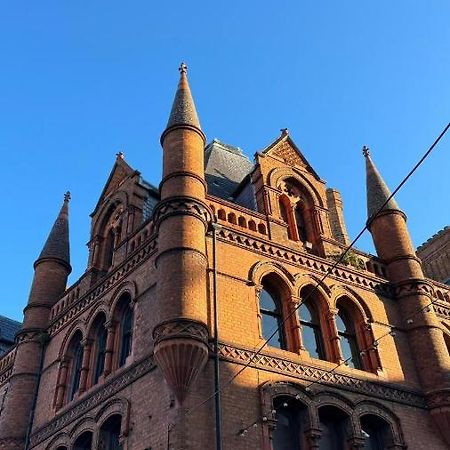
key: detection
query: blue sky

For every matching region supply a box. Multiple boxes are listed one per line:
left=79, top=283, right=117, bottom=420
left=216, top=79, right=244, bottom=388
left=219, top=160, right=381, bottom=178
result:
left=1, top=1, right=449, bottom=322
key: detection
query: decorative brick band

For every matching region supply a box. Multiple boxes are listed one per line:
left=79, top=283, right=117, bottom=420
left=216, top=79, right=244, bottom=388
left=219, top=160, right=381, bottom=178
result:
left=394, top=279, right=435, bottom=299
left=153, top=196, right=211, bottom=229
left=153, top=318, right=209, bottom=344
left=29, top=354, right=156, bottom=447
left=434, top=302, right=450, bottom=319
left=48, top=238, right=157, bottom=336
left=218, top=344, right=426, bottom=408
left=217, top=227, right=393, bottom=297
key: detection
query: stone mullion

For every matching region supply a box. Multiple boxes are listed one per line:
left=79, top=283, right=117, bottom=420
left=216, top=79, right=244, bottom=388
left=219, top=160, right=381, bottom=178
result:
left=104, top=320, right=117, bottom=377
left=78, top=339, right=93, bottom=394
left=327, top=308, right=344, bottom=363
left=54, top=357, right=69, bottom=410
left=290, top=296, right=304, bottom=352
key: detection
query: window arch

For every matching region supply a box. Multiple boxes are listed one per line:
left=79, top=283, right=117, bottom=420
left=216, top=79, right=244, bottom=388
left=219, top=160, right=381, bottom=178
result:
left=73, top=431, right=93, bottom=450
left=360, top=414, right=393, bottom=449
left=318, top=405, right=350, bottom=450
left=89, top=314, right=108, bottom=386
left=298, top=285, right=327, bottom=361
left=118, top=299, right=134, bottom=368
left=272, top=396, right=308, bottom=450
left=259, top=287, right=286, bottom=350
left=335, top=306, right=362, bottom=370
left=278, top=178, right=316, bottom=245
left=104, top=228, right=115, bottom=270
left=67, top=331, right=83, bottom=402
left=99, top=414, right=123, bottom=450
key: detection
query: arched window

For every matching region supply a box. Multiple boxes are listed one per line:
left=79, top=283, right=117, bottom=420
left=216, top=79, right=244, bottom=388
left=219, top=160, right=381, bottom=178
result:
left=299, top=285, right=326, bottom=361
left=318, top=406, right=350, bottom=450
left=104, top=228, right=115, bottom=270
left=279, top=198, right=294, bottom=240
left=361, top=414, right=392, bottom=450
left=336, top=306, right=362, bottom=369
left=99, top=415, right=123, bottom=450
left=259, top=288, right=286, bottom=350
left=119, top=306, right=133, bottom=367
left=73, top=431, right=93, bottom=450
left=299, top=302, right=325, bottom=360
left=90, top=315, right=107, bottom=385
left=68, top=332, right=83, bottom=401
left=272, top=396, right=307, bottom=450
left=294, top=204, right=307, bottom=242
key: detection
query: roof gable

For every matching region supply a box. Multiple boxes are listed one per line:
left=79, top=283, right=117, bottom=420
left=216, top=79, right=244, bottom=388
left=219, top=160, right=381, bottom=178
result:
left=262, top=132, right=321, bottom=181
left=91, top=155, right=138, bottom=216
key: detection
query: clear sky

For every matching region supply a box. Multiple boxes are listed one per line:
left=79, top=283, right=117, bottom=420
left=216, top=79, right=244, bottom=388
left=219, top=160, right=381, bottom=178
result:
left=1, top=1, right=449, bottom=322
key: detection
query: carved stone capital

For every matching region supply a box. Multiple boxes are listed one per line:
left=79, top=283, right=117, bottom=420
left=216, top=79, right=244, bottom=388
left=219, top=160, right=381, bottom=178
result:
left=153, top=319, right=209, bottom=344
left=153, top=197, right=211, bottom=230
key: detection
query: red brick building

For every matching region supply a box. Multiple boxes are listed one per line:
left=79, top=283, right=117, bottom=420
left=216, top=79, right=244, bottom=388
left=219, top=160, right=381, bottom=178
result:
left=0, top=65, right=449, bottom=450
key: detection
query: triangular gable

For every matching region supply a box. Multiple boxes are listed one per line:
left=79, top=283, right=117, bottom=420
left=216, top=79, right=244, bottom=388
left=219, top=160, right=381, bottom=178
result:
left=90, top=155, right=138, bottom=216
left=262, top=133, right=321, bottom=181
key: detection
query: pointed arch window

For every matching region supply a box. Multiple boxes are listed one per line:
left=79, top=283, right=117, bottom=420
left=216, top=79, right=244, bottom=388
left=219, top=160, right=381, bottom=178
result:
left=119, top=306, right=134, bottom=367
left=336, top=308, right=362, bottom=369
left=104, top=228, right=115, bottom=270
left=318, top=406, right=350, bottom=450
left=68, top=336, right=83, bottom=401
left=294, top=204, right=307, bottom=242
left=99, top=414, right=123, bottom=450
left=73, top=431, right=93, bottom=450
left=259, top=288, right=286, bottom=350
left=93, top=322, right=108, bottom=384
left=272, top=396, right=307, bottom=450
left=299, top=302, right=326, bottom=360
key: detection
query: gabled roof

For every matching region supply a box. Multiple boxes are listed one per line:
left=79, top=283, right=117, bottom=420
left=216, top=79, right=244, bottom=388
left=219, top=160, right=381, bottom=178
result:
left=205, top=139, right=254, bottom=200
left=91, top=154, right=139, bottom=216
left=260, top=130, right=322, bottom=181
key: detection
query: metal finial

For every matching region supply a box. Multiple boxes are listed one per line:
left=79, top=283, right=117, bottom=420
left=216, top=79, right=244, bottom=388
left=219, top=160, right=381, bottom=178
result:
left=179, top=62, right=188, bottom=74
left=116, top=151, right=125, bottom=159
left=64, top=191, right=71, bottom=202
left=280, top=128, right=289, bottom=136
left=362, top=146, right=370, bottom=157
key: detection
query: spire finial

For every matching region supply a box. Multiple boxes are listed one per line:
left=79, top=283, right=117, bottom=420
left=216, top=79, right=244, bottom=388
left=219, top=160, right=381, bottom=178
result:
left=280, top=128, right=289, bottom=136
left=363, top=145, right=370, bottom=157
left=116, top=151, right=125, bottom=159
left=179, top=62, right=188, bottom=74
left=64, top=191, right=71, bottom=203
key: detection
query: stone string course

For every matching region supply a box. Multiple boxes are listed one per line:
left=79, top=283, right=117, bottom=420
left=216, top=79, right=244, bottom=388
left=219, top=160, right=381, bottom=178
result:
left=219, top=344, right=426, bottom=409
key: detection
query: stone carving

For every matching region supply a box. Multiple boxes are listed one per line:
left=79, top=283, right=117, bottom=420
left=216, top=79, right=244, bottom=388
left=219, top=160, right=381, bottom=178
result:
left=394, top=279, right=434, bottom=299
left=153, top=197, right=211, bottom=229
left=219, top=344, right=425, bottom=408
left=153, top=319, right=209, bottom=343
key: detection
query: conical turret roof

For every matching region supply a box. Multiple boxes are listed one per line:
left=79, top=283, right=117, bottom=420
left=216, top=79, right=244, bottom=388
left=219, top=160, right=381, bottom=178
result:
left=163, top=63, right=203, bottom=138
left=364, top=146, right=401, bottom=222
left=36, top=192, right=71, bottom=271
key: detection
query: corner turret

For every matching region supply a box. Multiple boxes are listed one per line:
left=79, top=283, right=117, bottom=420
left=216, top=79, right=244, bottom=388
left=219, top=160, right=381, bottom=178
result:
left=364, top=148, right=450, bottom=445
left=0, top=193, right=71, bottom=450
left=153, top=64, right=210, bottom=406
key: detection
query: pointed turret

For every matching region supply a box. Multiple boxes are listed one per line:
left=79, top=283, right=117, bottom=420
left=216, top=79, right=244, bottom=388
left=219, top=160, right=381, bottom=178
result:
left=153, top=64, right=211, bottom=407
left=363, top=146, right=401, bottom=224
left=363, top=147, right=450, bottom=446
left=0, top=193, right=72, bottom=450
left=161, top=62, right=204, bottom=145
left=36, top=191, right=71, bottom=271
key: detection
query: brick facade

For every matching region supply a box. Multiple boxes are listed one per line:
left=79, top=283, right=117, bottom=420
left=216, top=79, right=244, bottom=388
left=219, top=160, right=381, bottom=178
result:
left=0, top=67, right=449, bottom=450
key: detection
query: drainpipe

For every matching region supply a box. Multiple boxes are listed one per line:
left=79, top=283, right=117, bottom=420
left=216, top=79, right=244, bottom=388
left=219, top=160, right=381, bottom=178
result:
left=211, top=218, right=223, bottom=450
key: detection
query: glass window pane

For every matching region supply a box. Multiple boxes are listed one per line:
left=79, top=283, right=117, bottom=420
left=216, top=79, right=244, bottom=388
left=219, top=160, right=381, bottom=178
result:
left=299, top=303, right=312, bottom=322
left=302, top=324, right=324, bottom=360
left=272, top=407, right=302, bottom=450
left=260, top=289, right=277, bottom=312
left=261, top=313, right=283, bottom=349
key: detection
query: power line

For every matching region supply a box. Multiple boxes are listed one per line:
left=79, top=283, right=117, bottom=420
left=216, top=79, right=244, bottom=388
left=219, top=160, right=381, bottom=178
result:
left=185, top=121, right=450, bottom=417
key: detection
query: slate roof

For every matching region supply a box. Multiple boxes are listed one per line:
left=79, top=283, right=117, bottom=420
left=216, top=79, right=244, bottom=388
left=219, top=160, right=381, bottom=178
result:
left=205, top=139, right=254, bottom=200
left=0, top=315, right=21, bottom=356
